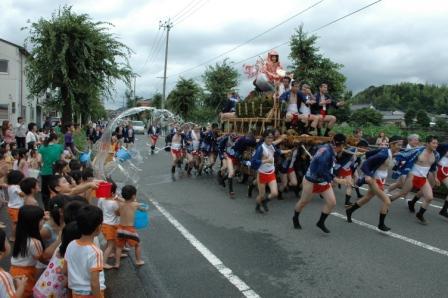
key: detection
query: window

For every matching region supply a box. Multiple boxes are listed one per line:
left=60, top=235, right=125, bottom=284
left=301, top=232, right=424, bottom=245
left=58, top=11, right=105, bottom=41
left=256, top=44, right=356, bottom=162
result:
left=0, top=60, right=8, bottom=73
left=11, top=102, right=15, bottom=114
left=0, top=105, right=8, bottom=121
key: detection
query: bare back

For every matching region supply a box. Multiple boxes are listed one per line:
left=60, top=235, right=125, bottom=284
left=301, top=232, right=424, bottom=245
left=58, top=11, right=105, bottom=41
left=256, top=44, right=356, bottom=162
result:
left=118, top=201, right=139, bottom=226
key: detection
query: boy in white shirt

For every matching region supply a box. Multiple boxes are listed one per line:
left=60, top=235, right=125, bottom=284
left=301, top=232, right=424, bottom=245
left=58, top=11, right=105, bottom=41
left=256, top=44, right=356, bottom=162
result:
left=64, top=205, right=106, bottom=297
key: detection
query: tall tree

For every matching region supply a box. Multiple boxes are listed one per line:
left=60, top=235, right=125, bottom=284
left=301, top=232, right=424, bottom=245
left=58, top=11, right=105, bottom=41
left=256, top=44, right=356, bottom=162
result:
left=25, top=6, right=132, bottom=125
left=202, top=59, right=239, bottom=111
left=150, top=92, right=162, bottom=109
left=166, top=77, right=201, bottom=119
left=289, top=25, right=346, bottom=98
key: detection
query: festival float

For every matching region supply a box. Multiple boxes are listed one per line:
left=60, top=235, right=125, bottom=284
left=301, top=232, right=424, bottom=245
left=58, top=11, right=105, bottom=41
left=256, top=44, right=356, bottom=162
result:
left=221, top=50, right=331, bottom=145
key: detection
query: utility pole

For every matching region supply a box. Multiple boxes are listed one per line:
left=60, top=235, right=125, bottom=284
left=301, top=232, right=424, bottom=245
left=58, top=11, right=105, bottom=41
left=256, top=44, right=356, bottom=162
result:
left=133, top=75, right=136, bottom=102
left=159, top=19, right=173, bottom=110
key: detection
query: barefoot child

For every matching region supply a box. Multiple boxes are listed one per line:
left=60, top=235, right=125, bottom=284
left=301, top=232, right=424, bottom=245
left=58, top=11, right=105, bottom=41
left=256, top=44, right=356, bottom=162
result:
left=19, top=178, right=40, bottom=206
left=97, top=180, right=120, bottom=269
left=63, top=205, right=106, bottom=297
left=114, top=185, right=145, bottom=268
left=0, top=228, right=27, bottom=298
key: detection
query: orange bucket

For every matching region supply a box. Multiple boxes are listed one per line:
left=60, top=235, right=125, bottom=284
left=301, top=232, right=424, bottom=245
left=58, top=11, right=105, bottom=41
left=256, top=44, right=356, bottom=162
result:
left=96, top=182, right=112, bottom=198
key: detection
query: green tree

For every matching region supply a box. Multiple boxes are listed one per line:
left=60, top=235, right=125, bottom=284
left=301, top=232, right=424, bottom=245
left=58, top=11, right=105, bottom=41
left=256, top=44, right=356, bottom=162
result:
left=150, top=92, right=162, bottom=109
left=435, top=117, right=448, bottom=130
left=350, top=108, right=383, bottom=126
left=289, top=25, right=346, bottom=98
left=202, top=59, right=239, bottom=111
left=416, top=110, right=430, bottom=127
left=166, top=77, right=201, bottom=119
left=404, top=109, right=416, bottom=127
left=25, top=6, right=132, bottom=125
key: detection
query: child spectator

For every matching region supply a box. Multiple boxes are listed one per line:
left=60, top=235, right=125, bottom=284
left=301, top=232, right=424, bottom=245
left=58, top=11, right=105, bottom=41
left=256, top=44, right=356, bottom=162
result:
left=81, top=167, right=95, bottom=203
left=63, top=205, right=106, bottom=297
left=10, top=206, right=47, bottom=297
left=7, top=170, right=25, bottom=241
left=97, top=180, right=120, bottom=269
left=19, top=177, right=39, bottom=206
left=27, top=149, right=41, bottom=179
left=33, top=221, right=81, bottom=298
left=41, top=196, right=65, bottom=250
left=0, top=152, right=9, bottom=218
left=0, top=228, right=27, bottom=298
left=69, top=159, right=82, bottom=172
left=48, top=175, right=98, bottom=198
left=26, top=122, right=39, bottom=150
left=63, top=199, right=88, bottom=224
left=69, top=170, right=83, bottom=185
left=13, top=148, right=29, bottom=177
left=114, top=185, right=145, bottom=268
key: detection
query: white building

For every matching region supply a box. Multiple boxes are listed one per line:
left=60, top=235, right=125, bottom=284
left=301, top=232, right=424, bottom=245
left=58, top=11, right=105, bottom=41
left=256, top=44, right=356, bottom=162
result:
left=0, top=38, right=43, bottom=126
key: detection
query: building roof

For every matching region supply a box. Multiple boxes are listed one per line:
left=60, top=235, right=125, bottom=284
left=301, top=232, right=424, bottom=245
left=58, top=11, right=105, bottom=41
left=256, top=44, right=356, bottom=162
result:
left=350, top=103, right=375, bottom=111
left=0, top=38, right=29, bottom=55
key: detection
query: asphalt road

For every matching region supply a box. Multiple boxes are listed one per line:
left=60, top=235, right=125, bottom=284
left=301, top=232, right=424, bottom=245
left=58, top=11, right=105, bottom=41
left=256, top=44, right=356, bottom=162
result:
left=1, top=137, right=447, bottom=298
left=104, top=138, right=448, bottom=298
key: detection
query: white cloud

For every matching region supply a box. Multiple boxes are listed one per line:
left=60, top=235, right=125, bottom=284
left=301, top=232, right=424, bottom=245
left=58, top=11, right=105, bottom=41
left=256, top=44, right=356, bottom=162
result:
left=1, top=0, right=447, bottom=109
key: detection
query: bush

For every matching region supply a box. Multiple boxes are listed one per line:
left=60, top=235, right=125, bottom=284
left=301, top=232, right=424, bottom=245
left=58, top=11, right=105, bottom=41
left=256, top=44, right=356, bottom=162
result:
left=332, top=124, right=433, bottom=140
left=350, top=108, right=383, bottom=126
left=416, top=110, right=430, bottom=127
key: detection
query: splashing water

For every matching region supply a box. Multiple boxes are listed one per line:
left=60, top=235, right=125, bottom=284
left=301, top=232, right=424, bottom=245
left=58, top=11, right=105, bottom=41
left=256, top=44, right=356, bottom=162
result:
left=92, top=107, right=180, bottom=185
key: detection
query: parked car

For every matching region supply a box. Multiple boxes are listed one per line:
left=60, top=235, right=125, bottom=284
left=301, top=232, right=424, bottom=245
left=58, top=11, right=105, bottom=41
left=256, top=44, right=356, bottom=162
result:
left=132, top=120, right=145, bottom=134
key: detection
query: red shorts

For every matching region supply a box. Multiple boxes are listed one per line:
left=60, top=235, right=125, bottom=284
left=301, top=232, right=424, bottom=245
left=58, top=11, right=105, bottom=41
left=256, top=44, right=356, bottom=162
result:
left=150, top=135, right=159, bottom=142
left=412, top=175, right=427, bottom=189
left=287, top=168, right=295, bottom=174
left=291, top=113, right=299, bottom=122
left=376, top=179, right=385, bottom=191
left=258, top=171, right=276, bottom=184
left=312, top=183, right=331, bottom=193
left=225, top=154, right=239, bottom=165
left=338, top=168, right=352, bottom=178
left=192, top=150, right=202, bottom=157
left=437, top=166, right=448, bottom=182
left=320, top=109, right=327, bottom=117
left=171, top=148, right=183, bottom=159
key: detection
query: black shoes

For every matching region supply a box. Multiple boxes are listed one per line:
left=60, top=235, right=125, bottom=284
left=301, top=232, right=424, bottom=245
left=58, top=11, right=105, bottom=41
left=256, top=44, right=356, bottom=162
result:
left=408, top=200, right=416, bottom=213
left=378, top=224, right=391, bottom=232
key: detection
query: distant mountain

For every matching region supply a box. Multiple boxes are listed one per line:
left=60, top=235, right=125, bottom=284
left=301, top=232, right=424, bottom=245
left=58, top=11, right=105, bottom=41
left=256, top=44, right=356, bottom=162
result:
left=351, top=83, right=448, bottom=114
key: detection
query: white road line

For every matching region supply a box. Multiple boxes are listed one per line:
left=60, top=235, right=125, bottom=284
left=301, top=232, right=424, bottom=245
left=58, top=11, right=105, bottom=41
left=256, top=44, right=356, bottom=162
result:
left=331, top=212, right=448, bottom=257
left=357, top=186, right=443, bottom=209
left=149, top=198, right=260, bottom=298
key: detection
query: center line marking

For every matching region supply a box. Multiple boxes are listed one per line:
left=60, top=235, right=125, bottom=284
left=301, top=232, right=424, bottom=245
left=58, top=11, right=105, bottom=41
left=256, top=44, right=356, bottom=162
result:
left=331, top=212, right=448, bottom=257
left=147, top=197, right=260, bottom=298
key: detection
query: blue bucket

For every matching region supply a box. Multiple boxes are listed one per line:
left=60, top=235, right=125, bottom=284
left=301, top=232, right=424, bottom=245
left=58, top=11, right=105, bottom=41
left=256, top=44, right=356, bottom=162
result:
left=134, top=203, right=149, bottom=229
left=116, top=148, right=131, bottom=162
left=79, top=151, right=91, bottom=163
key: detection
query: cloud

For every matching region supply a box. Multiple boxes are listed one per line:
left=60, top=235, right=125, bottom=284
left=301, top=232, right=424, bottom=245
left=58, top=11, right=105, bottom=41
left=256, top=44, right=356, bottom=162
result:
left=1, top=0, right=447, bottom=109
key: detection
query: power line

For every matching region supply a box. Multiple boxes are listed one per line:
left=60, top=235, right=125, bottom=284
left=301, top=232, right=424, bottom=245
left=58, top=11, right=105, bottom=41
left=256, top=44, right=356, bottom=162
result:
left=168, top=0, right=325, bottom=79
left=232, top=0, right=383, bottom=66
left=138, top=28, right=164, bottom=74
left=171, top=0, right=199, bottom=21
left=138, top=27, right=167, bottom=75
left=173, top=0, right=210, bottom=26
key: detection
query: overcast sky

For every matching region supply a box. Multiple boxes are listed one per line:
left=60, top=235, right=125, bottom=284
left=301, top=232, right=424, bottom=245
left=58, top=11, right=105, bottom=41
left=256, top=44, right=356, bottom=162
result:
left=1, top=0, right=447, bottom=109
